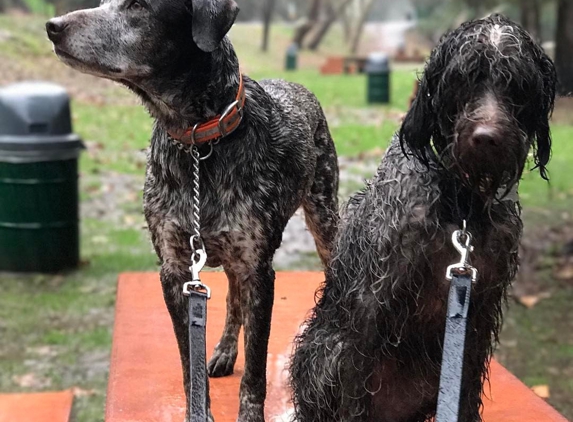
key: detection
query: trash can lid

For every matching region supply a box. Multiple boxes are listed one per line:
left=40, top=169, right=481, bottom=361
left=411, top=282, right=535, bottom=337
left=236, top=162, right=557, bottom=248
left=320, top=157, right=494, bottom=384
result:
left=0, top=81, right=76, bottom=138
left=365, top=52, right=390, bottom=73
left=0, top=133, right=83, bottom=163
left=287, top=43, right=298, bottom=54
left=0, top=133, right=83, bottom=151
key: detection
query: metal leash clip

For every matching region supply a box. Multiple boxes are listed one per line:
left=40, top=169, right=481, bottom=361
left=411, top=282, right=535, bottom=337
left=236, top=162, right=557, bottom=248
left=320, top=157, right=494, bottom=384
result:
left=182, top=245, right=211, bottom=299
left=446, top=221, right=478, bottom=283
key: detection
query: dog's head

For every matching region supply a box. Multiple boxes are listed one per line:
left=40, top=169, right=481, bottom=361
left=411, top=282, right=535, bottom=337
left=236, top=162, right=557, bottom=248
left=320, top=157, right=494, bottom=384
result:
left=400, top=14, right=556, bottom=198
left=45, top=0, right=239, bottom=81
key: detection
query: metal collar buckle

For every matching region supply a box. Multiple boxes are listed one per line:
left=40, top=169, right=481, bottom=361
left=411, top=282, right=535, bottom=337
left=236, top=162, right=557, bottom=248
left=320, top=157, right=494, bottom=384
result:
left=217, top=99, right=243, bottom=138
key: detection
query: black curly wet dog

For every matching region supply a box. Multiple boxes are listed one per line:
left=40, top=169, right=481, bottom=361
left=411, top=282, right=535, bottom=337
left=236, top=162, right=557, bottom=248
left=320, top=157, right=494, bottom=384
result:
left=46, top=0, right=339, bottom=420
left=290, top=14, right=556, bottom=422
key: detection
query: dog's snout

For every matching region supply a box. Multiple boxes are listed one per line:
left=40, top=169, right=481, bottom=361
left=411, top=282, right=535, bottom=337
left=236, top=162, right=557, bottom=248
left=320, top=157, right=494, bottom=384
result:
left=470, top=127, right=499, bottom=147
left=46, top=18, right=68, bottom=42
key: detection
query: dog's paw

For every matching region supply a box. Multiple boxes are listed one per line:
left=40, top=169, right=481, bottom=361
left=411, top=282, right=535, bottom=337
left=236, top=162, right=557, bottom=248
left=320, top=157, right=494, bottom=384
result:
left=184, top=410, right=214, bottom=422
left=207, top=344, right=237, bottom=377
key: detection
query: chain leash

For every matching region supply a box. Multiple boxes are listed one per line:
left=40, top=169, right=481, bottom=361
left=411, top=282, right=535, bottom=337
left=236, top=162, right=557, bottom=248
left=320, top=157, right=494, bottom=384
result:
left=179, top=143, right=212, bottom=422
left=183, top=144, right=211, bottom=298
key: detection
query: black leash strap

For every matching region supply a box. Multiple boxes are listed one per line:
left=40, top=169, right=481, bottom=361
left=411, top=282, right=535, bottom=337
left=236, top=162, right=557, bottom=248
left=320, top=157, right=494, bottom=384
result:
left=188, top=289, right=209, bottom=422
left=436, top=226, right=478, bottom=422
left=435, top=272, right=472, bottom=422
left=183, top=247, right=210, bottom=422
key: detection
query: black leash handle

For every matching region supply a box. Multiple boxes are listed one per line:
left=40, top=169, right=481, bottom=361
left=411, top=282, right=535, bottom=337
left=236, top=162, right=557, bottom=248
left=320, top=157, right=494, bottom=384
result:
left=435, top=272, right=472, bottom=422
left=188, top=289, right=209, bottom=422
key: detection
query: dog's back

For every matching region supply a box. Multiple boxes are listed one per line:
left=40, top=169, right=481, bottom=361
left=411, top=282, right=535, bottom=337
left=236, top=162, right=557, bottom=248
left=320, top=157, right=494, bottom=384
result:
left=259, top=79, right=330, bottom=143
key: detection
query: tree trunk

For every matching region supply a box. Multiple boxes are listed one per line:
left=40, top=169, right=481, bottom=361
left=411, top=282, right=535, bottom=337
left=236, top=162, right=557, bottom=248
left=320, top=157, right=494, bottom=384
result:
left=292, top=0, right=322, bottom=47
left=349, top=0, right=375, bottom=54
left=307, top=0, right=352, bottom=51
left=341, top=6, right=351, bottom=43
left=555, top=0, right=573, bottom=95
left=520, top=0, right=540, bottom=41
left=261, top=0, right=277, bottom=52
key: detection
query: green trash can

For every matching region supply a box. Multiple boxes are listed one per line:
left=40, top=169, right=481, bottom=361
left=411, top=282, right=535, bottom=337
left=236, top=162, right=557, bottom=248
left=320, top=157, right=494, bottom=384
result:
left=0, top=82, right=83, bottom=273
left=366, top=53, right=390, bottom=104
left=285, top=43, right=298, bottom=71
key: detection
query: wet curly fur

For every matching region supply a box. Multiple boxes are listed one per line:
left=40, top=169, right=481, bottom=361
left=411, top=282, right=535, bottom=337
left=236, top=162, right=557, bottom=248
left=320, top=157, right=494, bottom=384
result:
left=290, top=14, right=555, bottom=422
left=46, top=0, right=339, bottom=420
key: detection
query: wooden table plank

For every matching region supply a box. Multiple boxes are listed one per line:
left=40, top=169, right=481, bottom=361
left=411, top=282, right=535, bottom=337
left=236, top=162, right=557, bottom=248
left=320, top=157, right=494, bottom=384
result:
left=105, top=272, right=567, bottom=422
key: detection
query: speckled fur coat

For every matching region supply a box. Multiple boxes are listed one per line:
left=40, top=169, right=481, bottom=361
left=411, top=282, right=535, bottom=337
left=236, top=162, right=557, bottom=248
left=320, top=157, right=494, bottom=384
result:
left=142, top=37, right=339, bottom=422
left=45, top=0, right=339, bottom=419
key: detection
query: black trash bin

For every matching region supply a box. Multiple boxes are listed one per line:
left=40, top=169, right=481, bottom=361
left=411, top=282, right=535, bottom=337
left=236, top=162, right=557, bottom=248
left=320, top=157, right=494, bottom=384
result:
left=365, top=53, right=391, bottom=104
left=0, top=82, right=83, bottom=273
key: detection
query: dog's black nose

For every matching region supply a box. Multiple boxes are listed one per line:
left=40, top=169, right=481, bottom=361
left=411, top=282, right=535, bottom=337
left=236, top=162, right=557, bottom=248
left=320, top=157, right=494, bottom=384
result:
left=46, top=18, right=68, bottom=42
left=470, top=127, right=499, bottom=147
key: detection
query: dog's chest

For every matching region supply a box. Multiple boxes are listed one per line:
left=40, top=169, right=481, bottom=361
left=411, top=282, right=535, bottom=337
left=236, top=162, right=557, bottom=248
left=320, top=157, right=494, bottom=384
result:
left=143, top=147, right=304, bottom=272
left=146, top=173, right=261, bottom=254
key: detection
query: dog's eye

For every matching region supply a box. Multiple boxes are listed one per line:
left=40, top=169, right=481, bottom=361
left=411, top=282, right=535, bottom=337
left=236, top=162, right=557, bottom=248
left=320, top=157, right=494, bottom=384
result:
left=128, top=0, right=144, bottom=11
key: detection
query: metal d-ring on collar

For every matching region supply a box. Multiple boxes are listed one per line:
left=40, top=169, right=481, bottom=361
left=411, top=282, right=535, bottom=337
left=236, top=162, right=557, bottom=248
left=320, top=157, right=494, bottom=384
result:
left=188, top=124, right=214, bottom=161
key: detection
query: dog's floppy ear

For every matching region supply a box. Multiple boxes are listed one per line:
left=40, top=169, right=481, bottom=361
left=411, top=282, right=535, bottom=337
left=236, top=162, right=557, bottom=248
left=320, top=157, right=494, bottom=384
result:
left=399, top=75, right=435, bottom=163
left=533, top=54, right=556, bottom=180
left=191, top=0, right=239, bottom=52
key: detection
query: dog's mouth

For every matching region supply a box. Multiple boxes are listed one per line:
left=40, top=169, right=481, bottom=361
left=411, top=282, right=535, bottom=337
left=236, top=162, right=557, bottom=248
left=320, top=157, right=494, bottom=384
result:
left=453, top=157, right=521, bottom=202
left=54, top=47, right=123, bottom=76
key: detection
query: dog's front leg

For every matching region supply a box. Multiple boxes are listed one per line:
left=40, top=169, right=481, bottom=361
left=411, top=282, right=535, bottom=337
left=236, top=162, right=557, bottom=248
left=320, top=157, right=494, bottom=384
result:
left=237, top=260, right=275, bottom=422
left=208, top=266, right=242, bottom=377
left=160, top=268, right=214, bottom=422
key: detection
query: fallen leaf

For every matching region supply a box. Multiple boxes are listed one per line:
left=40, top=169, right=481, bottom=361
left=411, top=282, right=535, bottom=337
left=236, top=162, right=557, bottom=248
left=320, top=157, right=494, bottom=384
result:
left=125, top=192, right=139, bottom=202
left=531, top=385, right=550, bottom=399
left=500, top=339, right=518, bottom=348
left=123, top=215, right=136, bottom=226
left=92, top=235, right=109, bottom=244
left=12, top=373, right=51, bottom=388
left=518, top=295, right=541, bottom=309
left=72, top=387, right=98, bottom=397
left=516, top=292, right=551, bottom=309
left=555, top=265, right=573, bottom=280
left=26, top=346, right=57, bottom=357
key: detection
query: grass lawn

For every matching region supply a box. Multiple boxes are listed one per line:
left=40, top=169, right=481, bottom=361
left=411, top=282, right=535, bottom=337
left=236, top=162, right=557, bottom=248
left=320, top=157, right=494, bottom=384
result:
left=0, top=14, right=572, bottom=421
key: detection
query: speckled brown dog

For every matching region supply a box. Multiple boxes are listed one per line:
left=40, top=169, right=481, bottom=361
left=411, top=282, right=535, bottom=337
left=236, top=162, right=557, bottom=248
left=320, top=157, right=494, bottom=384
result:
left=46, top=1, right=339, bottom=420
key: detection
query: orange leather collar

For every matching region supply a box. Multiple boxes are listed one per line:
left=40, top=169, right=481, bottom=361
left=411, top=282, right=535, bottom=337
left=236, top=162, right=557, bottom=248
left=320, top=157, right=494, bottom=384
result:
left=168, top=74, right=245, bottom=145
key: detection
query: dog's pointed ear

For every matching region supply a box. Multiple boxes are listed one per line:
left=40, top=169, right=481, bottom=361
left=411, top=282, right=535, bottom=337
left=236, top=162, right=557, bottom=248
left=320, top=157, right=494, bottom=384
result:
left=399, top=76, right=435, bottom=163
left=191, top=0, right=239, bottom=53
